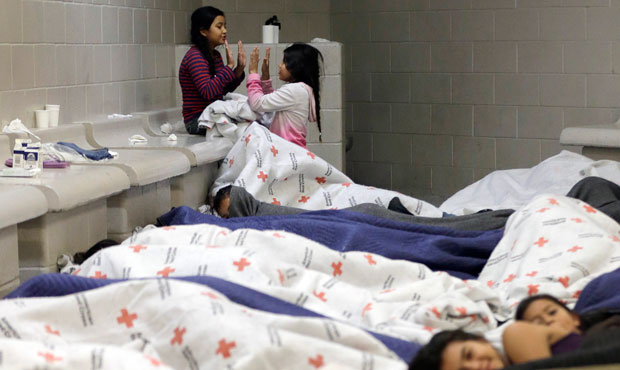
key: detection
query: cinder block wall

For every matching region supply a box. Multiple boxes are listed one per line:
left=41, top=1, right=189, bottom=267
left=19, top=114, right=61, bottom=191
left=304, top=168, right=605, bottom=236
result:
left=0, top=0, right=201, bottom=128
left=202, top=0, right=331, bottom=44
left=333, top=0, right=620, bottom=206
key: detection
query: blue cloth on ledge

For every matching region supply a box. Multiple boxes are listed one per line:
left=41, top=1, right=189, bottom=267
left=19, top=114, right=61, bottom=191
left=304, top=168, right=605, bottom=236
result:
left=5, top=273, right=420, bottom=363
left=57, top=141, right=114, bottom=160
left=158, top=206, right=504, bottom=280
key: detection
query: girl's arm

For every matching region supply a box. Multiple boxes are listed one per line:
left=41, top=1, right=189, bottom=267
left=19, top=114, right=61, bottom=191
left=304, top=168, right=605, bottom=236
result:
left=186, top=49, right=237, bottom=101
left=246, top=73, right=299, bottom=113
left=502, top=321, right=571, bottom=364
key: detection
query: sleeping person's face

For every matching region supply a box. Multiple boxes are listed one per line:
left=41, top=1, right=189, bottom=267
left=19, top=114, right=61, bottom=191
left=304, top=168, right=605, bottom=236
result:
left=441, top=339, right=506, bottom=370
left=521, top=298, right=580, bottom=333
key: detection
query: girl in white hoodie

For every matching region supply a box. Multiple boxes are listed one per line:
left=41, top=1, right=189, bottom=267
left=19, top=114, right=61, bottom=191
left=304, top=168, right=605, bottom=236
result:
left=247, top=43, right=323, bottom=148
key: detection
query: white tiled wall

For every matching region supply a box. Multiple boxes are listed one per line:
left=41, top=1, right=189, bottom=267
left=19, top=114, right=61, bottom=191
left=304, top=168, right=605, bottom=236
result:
left=0, top=0, right=201, bottom=128
left=333, top=0, right=620, bottom=206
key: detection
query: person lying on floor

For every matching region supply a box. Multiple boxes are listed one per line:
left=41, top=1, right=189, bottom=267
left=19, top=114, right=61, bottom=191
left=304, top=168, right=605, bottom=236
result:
left=502, top=294, right=620, bottom=365
left=408, top=329, right=507, bottom=370
left=212, top=185, right=513, bottom=231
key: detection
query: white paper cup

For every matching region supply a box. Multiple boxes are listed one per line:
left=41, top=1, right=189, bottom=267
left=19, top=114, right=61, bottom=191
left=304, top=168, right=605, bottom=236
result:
left=45, top=104, right=60, bottom=127
left=34, top=110, right=49, bottom=129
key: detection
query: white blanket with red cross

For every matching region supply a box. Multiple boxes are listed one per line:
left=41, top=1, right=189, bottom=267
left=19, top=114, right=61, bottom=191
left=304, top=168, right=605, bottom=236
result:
left=0, top=279, right=406, bottom=370
left=74, top=224, right=499, bottom=345
left=211, top=122, right=443, bottom=217
left=478, top=194, right=620, bottom=320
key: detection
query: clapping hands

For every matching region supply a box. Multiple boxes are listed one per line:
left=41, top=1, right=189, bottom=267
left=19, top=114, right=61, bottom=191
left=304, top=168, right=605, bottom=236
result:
left=249, top=47, right=270, bottom=80
left=225, top=40, right=246, bottom=78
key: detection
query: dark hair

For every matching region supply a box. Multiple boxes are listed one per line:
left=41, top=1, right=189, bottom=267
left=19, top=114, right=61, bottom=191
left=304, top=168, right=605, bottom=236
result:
left=409, top=330, right=487, bottom=370
left=283, top=43, right=323, bottom=139
left=73, top=239, right=118, bottom=264
left=515, top=294, right=574, bottom=321
left=190, top=6, right=224, bottom=76
left=213, top=185, right=233, bottom=216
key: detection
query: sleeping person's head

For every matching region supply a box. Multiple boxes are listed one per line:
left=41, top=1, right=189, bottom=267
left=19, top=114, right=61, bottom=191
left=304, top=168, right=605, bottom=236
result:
left=515, top=294, right=581, bottom=333
left=410, top=329, right=506, bottom=370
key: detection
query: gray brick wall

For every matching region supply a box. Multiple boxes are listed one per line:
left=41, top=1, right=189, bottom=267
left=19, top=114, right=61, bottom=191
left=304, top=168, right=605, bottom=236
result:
left=333, top=0, right=619, bottom=206
left=0, top=0, right=201, bottom=127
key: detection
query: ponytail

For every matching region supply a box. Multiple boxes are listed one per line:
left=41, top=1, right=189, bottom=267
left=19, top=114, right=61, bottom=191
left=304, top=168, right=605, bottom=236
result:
left=283, top=43, right=323, bottom=140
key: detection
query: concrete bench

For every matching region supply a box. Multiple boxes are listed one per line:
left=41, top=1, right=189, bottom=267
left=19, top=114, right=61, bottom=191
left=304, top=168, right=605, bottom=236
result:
left=0, top=184, right=48, bottom=297
left=134, top=107, right=187, bottom=137
left=560, top=122, right=620, bottom=161
left=18, top=124, right=191, bottom=241
left=0, top=135, right=130, bottom=281
left=81, top=116, right=231, bottom=209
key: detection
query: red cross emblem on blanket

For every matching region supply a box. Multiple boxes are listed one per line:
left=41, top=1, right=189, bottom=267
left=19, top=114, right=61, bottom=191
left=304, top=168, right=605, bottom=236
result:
left=272, top=198, right=281, bottom=205
left=170, top=327, right=186, bottom=346
left=315, top=176, right=326, bottom=184
left=313, top=290, right=328, bottom=302
left=90, top=271, right=107, bottom=279
left=144, top=355, right=161, bottom=367
left=571, top=217, right=583, bottom=223
left=45, top=325, right=60, bottom=336
left=144, top=355, right=162, bottom=366
left=201, top=291, right=219, bottom=299
left=583, top=204, right=597, bottom=213
left=72, top=268, right=81, bottom=276
left=157, top=266, right=175, bottom=277
left=278, top=269, right=285, bottom=284
left=162, top=226, right=176, bottom=231
left=573, top=290, right=582, bottom=298
left=257, top=171, right=268, bottom=182
left=611, top=235, right=620, bottom=243
left=129, top=245, right=147, bottom=253
left=229, top=157, right=234, bottom=168
left=526, top=271, right=538, bottom=277
left=487, top=280, right=494, bottom=287
left=533, top=237, right=549, bottom=247
left=362, top=302, right=373, bottom=317
left=503, top=274, right=516, bottom=283
left=549, top=198, right=559, bottom=205
left=307, top=151, right=316, bottom=159
left=456, top=307, right=467, bottom=316
left=245, top=134, right=251, bottom=145
left=298, top=195, right=310, bottom=203
left=567, top=245, right=583, bottom=253
left=341, top=183, right=351, bottom=187
left=331, top=261, right=343, bottom=276
left=536, top=207, right=549, bottom=213
left=273, top=232, right=285, bottom=238
left=364, top=254, right=377, bottom=265
left=38, top=352, right=62, bottom=363
left=423, top=326, right=435, bottom=333
left=215, top=338, right=236, bottom=358
left=233, top=258, right=251, bottom=271
left=527, top=284, right=540, bottom=296
left=308, top=354, right=324, bottom=368
left=558, top=276, right=570, bottom=288
left=117, top=308, right=138, bottom=328
left=431, top=307, right=441, bottom=318
left=271, top=146, right=278, bottom=157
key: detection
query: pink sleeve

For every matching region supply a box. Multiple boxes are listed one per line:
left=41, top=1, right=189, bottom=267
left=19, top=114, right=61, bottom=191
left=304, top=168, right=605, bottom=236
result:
left=260, top=79, right=274, bottom=94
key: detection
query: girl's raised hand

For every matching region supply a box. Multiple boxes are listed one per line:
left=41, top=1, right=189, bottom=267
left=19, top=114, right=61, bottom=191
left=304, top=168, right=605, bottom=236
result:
left=249, top=47, right=260, bottom=74
left=261, top=47, right=270, bottom=80
left=224, top=40, right=234, bottom=69
left=234, top=41, right=246, bottom=78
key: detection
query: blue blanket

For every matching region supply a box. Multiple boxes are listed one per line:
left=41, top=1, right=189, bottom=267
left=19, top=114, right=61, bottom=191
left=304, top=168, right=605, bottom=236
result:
left=6, top=273, right=419, bottom=363
left=574, top=267, right=620, bottom=314
left=158, top=207, right=504, bottom=280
